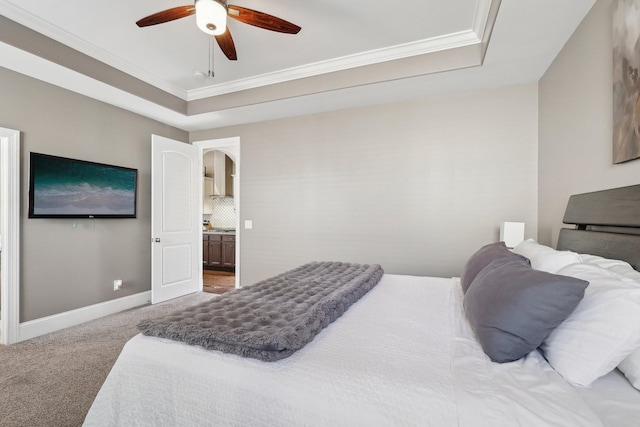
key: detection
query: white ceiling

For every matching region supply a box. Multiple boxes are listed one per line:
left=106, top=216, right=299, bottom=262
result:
left=0, top=0, right=596, bottom=131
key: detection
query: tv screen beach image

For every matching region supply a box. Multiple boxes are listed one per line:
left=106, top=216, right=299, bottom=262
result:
left=30, top=153, right=137, bottom=217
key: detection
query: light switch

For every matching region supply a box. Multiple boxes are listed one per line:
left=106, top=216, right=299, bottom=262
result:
left=244, top=220, right=253, bottom=229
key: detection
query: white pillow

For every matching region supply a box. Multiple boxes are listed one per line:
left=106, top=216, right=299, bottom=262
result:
left=619, top=348, right=640, bottom=390
left=511, top=239, right=582, bottom=273
left=575, top=253, right=640, bottom=390
left=540, top=263, right=640, bottom=387
left=580, top=253, right=640, bottom=283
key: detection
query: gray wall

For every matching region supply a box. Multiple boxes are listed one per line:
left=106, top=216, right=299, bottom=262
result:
left=539, top=0, right=640, bottom=248
left=13, top=1, right=618, bottom=319
left=192, top=83, right=539, bottom=285
left=0, top=66, right=187, bottom=322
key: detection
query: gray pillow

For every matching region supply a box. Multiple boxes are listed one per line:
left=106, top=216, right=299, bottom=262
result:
left=463, top=257, right=588, bottom=363
left=460, top=242, right=530, bottom=293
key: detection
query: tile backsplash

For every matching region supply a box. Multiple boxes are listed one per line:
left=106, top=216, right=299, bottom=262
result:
left=203, top=197, right=236, bottom=229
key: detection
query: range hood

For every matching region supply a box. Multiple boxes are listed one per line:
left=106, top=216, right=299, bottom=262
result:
left=210, top=150, right=233, bottom=198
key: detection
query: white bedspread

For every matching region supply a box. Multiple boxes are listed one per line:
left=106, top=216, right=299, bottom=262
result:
left=84, top=274, right=640, bottom=426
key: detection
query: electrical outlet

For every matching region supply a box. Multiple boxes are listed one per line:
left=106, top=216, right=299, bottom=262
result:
left=113, top=279, right=123, bottom=291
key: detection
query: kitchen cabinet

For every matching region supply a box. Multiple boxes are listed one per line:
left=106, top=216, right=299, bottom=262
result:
left=203, top=233, right=235, bottom=269
left=203, top=233, right=221, bottom=267
left=221, top=235, right=236, bottom=267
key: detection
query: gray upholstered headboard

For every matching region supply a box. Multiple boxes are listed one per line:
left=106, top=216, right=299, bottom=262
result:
left=556, top=184, right=640, bottom=272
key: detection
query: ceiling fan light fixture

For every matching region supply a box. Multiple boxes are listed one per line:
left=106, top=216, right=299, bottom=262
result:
left=196, top=0, right=227, bottom=36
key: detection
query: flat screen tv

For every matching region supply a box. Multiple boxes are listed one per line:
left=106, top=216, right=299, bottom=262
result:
left=28, top=152, right=138, bottom=218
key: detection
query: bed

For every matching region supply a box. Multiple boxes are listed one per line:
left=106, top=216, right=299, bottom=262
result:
left=84, top=185, right=640, bottom=426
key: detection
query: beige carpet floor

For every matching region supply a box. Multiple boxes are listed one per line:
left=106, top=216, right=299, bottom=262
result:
left=0, top=291, right=215, bottom=427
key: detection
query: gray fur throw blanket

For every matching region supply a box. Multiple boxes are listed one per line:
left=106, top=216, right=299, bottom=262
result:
left=138, top=262, right=384, bottom=361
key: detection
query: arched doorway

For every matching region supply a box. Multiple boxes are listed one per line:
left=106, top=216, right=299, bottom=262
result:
left=194, top=137, right=241, bottom=290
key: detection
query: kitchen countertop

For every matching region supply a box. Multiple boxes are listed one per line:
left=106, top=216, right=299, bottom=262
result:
left=203, top=230, right=236, bottom=235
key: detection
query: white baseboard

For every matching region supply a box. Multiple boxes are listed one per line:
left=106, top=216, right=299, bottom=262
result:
left=18, top=291, right=151, bottom=342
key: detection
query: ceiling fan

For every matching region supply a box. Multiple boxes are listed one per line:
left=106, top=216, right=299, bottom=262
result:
left=136, top=0, right=301, bottom=61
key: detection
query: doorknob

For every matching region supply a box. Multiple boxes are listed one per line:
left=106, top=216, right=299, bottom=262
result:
left=154, top=238, right=161, bottom=242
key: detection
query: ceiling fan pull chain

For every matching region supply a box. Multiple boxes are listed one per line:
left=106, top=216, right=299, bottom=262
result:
left=208, top=37, right=215, bottom=78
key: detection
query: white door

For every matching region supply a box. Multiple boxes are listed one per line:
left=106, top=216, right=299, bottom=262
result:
left=151, top=134, right=200, bottom=304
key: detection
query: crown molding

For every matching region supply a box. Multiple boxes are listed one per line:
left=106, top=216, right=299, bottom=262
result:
left=473, top=0, right=496, bottom=37
left=0, top=1, right=189, bottom=99
left=187, top=29, right=481, bottom=100
left=0, top=0, right=496, bottom=102
left=0, top=41, right=197, bottom=127
left=187, top=0, right=496, bottom=100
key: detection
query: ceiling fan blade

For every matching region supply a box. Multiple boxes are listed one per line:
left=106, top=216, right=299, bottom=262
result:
left=215, top=29, right=238, bottom=61
left=136, top=6, right=195, bottom=27
left=227, top=6, right=301, bottom=34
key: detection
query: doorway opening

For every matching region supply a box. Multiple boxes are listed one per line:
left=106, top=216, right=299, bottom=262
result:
left=194, top=137, right=240, bottom=293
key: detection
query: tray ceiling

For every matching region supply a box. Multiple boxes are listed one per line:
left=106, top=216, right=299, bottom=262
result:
left=0, top=0, right=596, bottom=130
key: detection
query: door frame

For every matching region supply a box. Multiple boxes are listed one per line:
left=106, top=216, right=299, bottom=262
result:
left=1, top=127, right=20, bottom=345
left=193, top=137, right=241, bottom=289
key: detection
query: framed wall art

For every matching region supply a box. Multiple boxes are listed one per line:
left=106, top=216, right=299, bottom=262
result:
left=613, top=0, right=640, bottom=163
